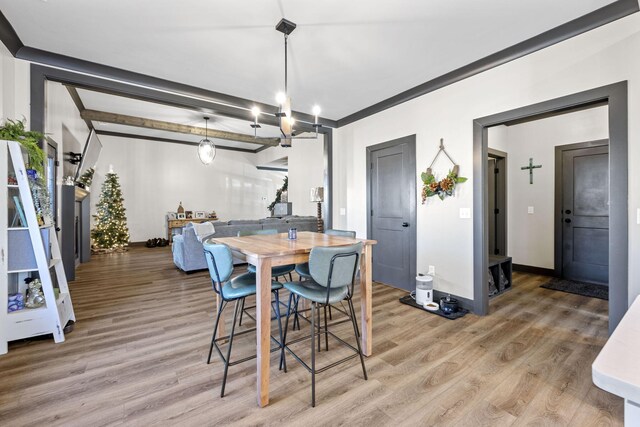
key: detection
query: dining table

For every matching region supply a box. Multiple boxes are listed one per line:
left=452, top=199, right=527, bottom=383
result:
left=209, top=231, right=377, bottom=407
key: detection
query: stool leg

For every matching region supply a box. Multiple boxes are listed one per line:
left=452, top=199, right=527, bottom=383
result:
left=347, top=299, right=368, bottom=381
left=317, top=302, right=322, bottom=352
left=280, top=292, right=294, bottom=371
left=221, top=299, right=240, bottom=397
left=323, top=304, right=329, bottom=351
left=293, top=295, right=301, bottom=331
left=274, top=290, right=286, bottom=372
left=311, top=301, right=316, bottom=407
left=208, top=299, right=226, bottom=364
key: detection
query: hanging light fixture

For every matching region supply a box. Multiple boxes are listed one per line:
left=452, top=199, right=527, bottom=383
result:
left=198, top=116, right=216, bottom=165
left=255, top=18, right=322, bottom=147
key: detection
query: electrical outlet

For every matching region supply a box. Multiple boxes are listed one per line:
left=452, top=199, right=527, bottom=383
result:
left=428, top=265, right=435, bottom=275
left=459, top=208, right=471, bottom=219
left=528, top=206, right=534, bottom=214
left=340, top=208, right=346, bottom=216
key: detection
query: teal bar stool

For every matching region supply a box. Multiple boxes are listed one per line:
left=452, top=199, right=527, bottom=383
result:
left=293, top=229, right=357, bottom=327
left=237, top=229, right=295, bottom=326
left=203, top=241, right=286, bottom=397
left=280, top=242, right=367, bottom=407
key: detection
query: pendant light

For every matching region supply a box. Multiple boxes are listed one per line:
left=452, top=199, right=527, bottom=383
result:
left=198, top=116, right=216, bottom=165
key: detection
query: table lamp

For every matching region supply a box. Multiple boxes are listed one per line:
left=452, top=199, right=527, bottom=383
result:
left=310, top=187, right=324, bottom=232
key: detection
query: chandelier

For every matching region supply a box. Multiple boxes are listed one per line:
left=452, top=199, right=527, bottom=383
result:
left=251, top=19, right=322, bottom=147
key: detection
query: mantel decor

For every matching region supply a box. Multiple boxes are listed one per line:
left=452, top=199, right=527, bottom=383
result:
left=421, top=138, right=467, bottom=203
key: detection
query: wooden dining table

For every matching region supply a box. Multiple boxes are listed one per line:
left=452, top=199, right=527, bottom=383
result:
left=209, top=231, right=377, bottom=407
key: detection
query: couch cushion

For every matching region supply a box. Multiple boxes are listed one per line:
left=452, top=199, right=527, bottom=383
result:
left=227, top=219, right=258, bottom=225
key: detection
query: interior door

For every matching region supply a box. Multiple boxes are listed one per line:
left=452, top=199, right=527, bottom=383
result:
left=369, top=136, right=416, bottom=290
left=561, top=144, right=609, bottom=284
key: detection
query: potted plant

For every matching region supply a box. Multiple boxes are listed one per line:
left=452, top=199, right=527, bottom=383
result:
left=0, top=118, right=46, bottom=176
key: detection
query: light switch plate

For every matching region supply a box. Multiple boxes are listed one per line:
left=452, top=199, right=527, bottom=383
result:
left=528, top=206, right=534, bottom=214
left=340, top=208, right=346, bottom=216
left=459, top=208, right=471, bottom=219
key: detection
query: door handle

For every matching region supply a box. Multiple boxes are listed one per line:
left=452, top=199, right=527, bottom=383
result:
left=565, top=209, right=572, bottom=214
left=402, top=222, right=409, bottom=227
left=564, top=218, right=571, bottom=223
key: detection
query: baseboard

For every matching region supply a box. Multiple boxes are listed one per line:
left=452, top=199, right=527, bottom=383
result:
left=512, top=263, right=555, bottom=277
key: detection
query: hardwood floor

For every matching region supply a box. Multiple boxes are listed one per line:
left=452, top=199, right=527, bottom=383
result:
left=0, top=247, right=622, bottom=426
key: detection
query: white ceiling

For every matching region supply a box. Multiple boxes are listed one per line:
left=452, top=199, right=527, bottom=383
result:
left=2, top=0, right=616, bottom=120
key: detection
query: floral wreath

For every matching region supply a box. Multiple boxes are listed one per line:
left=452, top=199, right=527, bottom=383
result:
left=421, top=168, right=467, bottom=203
left=421, top=138, right=467, bottom=203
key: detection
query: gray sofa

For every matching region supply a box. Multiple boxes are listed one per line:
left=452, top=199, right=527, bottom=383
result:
left=172, top=216, right=318, bottom=272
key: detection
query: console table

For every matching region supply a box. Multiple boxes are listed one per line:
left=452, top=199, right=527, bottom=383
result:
left=167, top=217, right=216, bottom=243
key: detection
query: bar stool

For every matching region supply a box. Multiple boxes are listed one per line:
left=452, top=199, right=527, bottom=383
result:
left=203, top=241, right=286, bottom=397
left=281, top=242, right=367, bottom=407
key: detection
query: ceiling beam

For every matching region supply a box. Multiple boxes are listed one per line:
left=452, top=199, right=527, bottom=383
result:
left=95, top=130, right=258, bottom=153
left=80, top=109, right=281, bottom=147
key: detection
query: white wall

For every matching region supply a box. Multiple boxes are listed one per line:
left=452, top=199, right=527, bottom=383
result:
left=488, top=107, right=608, bottom=269
left=333, top=12, right=640, bottom=302
left=92, top=136, right=287, bottom=242
left=255, top=133, right=325, bottom=217
left=0, top=44, right=30, bottom=125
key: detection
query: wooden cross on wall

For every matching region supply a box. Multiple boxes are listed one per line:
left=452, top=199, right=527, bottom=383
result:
left=521, top=158, right=542, bottom=184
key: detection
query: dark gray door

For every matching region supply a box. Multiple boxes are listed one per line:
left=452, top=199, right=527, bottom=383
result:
left=368, top=136, right=416, bottom=290
left=561, top=144, right=609, bottom=284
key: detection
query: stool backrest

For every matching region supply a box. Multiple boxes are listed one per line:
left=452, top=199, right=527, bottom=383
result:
left=237, top=228, right=277, bottom=237
left=325, top=229, right=356, bottom=238
left=309, top=242, right=362, bottom=290
left=202, top=242, right=234, bottom=292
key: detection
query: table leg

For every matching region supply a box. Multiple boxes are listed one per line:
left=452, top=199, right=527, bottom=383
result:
left=360, top=244, right=372, bottom=356
left=256, top=257, right=272, bottom=407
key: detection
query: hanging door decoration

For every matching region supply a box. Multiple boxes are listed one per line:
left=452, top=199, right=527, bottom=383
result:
left=421, top=138, right=467, bottom=203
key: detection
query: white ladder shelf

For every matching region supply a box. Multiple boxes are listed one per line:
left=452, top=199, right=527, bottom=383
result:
left=0, top=139, right=76, bottom=355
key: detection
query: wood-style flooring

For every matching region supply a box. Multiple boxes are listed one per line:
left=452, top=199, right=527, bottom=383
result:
left=0, top=246, right=622, bottom=426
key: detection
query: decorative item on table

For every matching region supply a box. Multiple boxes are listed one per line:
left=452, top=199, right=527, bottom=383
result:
left=185, top=211, right=193, bottom=219
left=7, top=173, right=17, bottom=185
left=176, top=212, right=186, bottom=220
left=268, top=176, right=288, bottom=215
left=25, top=278, right=45, bottom=309
left=8, top=293, right=25, bottom=312
left=167, top=212, right=177, bottom=220
left=310, top=187, right=324, bottom=232
left=91, top=168, right=130, bottom=253
left=421, top=138, right=467, bottom=203
left=288, top=227, right=297, bottom=240
left=439, top=294, right=459, bottom=314
left=194, top=211, right=206, bottom=219
left=208, top=210, right=218, bottom=219
left=76, top=166, right=95, bottom=189
left=177, top=201, right=185, bottom=214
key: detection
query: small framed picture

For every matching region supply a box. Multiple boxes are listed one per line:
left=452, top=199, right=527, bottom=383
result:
left=177, top=213, right=186, bottom=220
left=167, top=212, right=177, bottom=220
left=185, top=211, right=193, bottom=219
left=195, top=211, right=206, bottom=219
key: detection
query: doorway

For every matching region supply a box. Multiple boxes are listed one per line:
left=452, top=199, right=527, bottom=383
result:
left=555, top=140, right=609, bottom=285
left=473, top=82, right=628, bottom=333
left=488, top=149, right=507, bottom=257
left=366, top=135, right=417, bottom=291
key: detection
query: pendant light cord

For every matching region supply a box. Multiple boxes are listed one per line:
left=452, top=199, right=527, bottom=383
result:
left=284, top=34, right=288, bottom=95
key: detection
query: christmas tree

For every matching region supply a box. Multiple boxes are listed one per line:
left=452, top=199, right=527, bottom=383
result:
left=91, top=170, right=130, bottom=251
